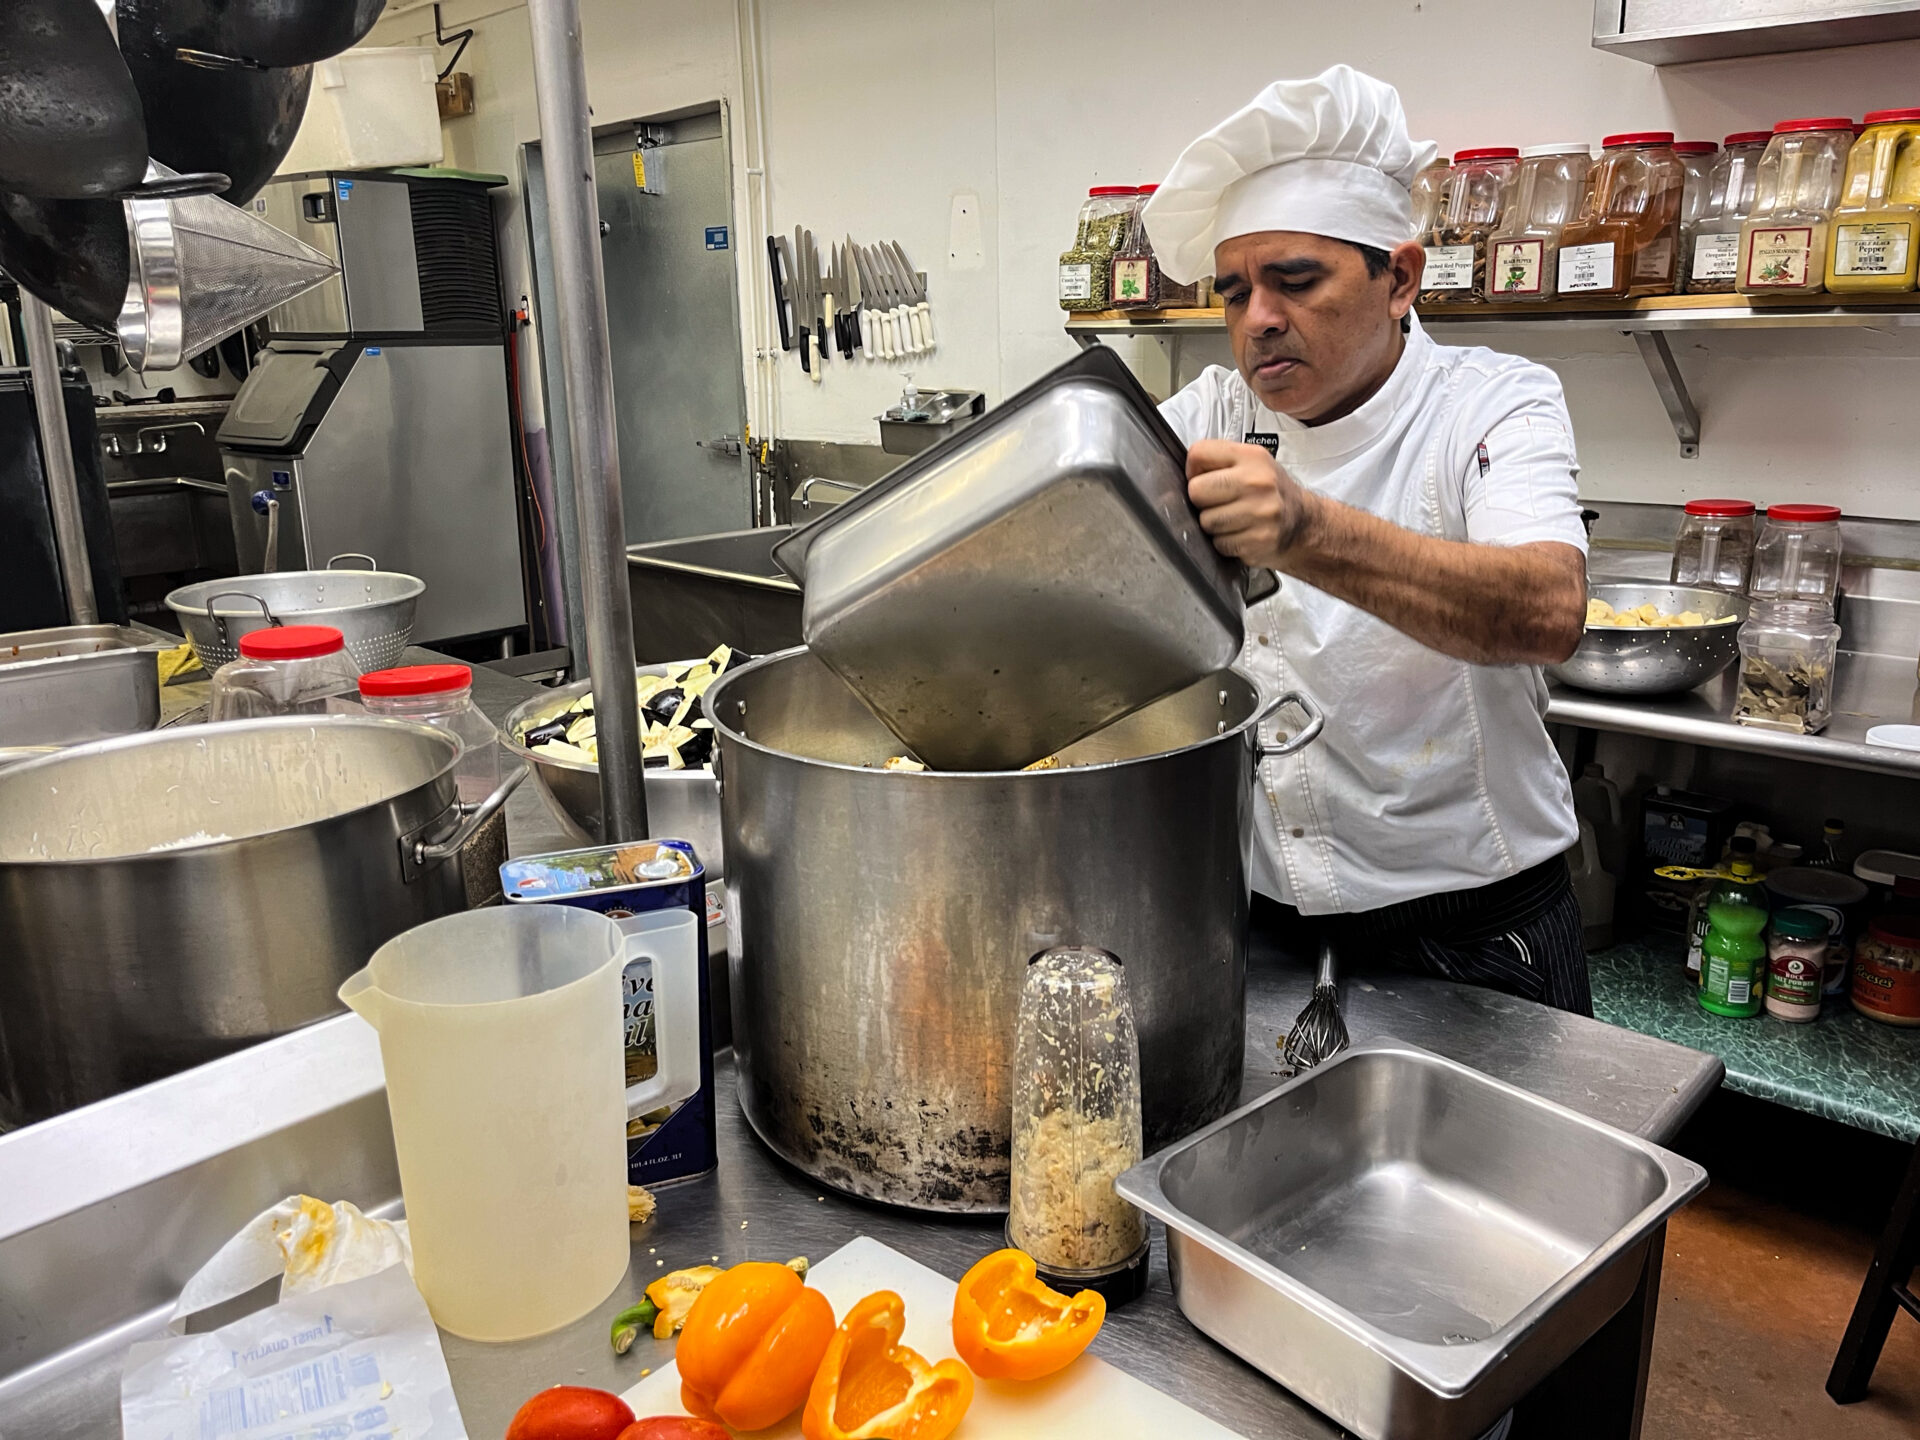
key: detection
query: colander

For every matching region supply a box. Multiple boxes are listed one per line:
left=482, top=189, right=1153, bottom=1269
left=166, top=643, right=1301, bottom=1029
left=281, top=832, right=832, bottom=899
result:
left=166, top=555, right=424, bottom=674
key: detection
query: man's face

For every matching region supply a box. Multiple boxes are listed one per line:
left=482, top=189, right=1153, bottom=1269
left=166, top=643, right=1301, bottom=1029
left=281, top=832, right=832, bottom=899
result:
left=1211, top=231, right=1418, bottom=423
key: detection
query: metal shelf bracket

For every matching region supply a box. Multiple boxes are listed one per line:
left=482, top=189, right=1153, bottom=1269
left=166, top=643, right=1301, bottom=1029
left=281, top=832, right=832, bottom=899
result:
left=1631, top=331, right=1700, bottom=459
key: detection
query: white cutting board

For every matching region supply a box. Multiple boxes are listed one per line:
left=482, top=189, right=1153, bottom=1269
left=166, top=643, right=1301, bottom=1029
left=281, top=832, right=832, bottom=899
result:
left=623, top=1236, right=1245, bottom=1439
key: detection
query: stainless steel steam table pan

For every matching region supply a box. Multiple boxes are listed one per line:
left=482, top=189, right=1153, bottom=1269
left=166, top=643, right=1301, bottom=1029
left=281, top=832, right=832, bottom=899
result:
left=1116, top=1037, right=1708, bottom=1440
left=0, top=625, right=163, bottom=746
left=772, top=346, right=1274, bottom=770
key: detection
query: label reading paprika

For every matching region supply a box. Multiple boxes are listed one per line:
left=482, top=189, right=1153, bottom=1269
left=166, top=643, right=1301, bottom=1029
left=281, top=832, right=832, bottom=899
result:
left=1559, top=242, right=1616, bottom=293
left=1832, top=221, right=1912, bottom=276
left=1492, top=240, right=1543, bottom=296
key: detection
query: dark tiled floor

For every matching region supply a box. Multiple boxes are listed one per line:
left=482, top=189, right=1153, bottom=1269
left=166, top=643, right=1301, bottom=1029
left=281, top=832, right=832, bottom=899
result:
left=1646, top=1092, right=1920, bottom=1438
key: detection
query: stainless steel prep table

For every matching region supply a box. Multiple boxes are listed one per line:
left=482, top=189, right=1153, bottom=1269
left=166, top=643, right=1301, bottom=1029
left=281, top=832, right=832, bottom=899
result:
left=0, top=653, right=1722, bottom=1440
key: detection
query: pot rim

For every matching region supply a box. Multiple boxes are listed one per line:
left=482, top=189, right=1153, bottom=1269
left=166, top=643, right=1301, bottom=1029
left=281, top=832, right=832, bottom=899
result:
left=706, top=646, right=1273, bottom=778
left=0, top=714, right=459, bottom=867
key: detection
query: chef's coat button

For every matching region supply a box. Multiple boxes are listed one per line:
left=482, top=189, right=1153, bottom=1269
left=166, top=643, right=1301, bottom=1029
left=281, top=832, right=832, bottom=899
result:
left=1290, top=827, right=1305, bottom=839
left=1257, top=634, right=1271, bottom=646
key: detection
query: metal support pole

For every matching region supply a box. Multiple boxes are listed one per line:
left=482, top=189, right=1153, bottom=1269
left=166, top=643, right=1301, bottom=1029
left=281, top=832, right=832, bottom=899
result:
left=526, top=0, right=648, bottom=841
left=1631, top=331, right=1701, bottom=461
left=20, top=291, right=98, bottom=625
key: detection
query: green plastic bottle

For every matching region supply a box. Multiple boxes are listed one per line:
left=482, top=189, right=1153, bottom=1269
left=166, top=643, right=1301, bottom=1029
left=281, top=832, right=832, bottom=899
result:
left=1699, top=841, right=1770, bottom=1018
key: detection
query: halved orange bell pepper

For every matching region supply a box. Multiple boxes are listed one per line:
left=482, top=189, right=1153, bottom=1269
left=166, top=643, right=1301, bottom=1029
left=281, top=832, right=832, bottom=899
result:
left=802, top=1290, right=973, bottom=1440
left=951, top=1248, right=1104, bottom=1380
left=676, top=1261, right=836, bottom=1432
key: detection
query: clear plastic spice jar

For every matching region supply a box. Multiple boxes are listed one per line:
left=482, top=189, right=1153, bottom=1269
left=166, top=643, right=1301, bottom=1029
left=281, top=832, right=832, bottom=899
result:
left=1007, top=945, right=1150, bottom=1305
left=1410, top=156, right=1451, bottom=238
left=1686, top=131, right=1770, bottom=293
left=1738, top=118, right=1854, bottom=295
left=1826, top=108, right=1920, bottom=294
left=1488, top=143, right=1593, bottom=303
left=1420, top=147, right=1519, bottom=306
left=209, top=624, right=361, bottom=719
left=1058, top=186, right=1137, bottom=313
left=1132, top=183, right=1199, bottom=307
left=1749, top=502, right=1844, bottom=604
left=1109, top=188, right=1161, bottom=309
left=1670, top=498, right=1758, bottom=592
left=1672, top=141, right=1719, bottom=292
left=1734, top=599, right=1841, bottom=734
left=1766, top=906, right=1831, bottom=1022
left=1557, top=132, right=1687, bottom=298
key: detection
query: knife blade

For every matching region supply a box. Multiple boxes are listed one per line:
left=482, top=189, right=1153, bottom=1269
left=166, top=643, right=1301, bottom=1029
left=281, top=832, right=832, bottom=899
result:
left=889, top=241, right=930, bottom=353
left=853, top=243, right=885, bottom=359
left=792, top=225, right=811, bottom=375
left=845, top=233, right=872, bottom=359
left=830, top=243, right=851, bottom=358
left=767, top=235, right=792, bottom=352
left=820, top=235, right=838, bottom=365
left=877, top=242, right=916, bottom=355
left=866, top=243, right=903, bottom=359
left=802, top=228, right=824, bottom=381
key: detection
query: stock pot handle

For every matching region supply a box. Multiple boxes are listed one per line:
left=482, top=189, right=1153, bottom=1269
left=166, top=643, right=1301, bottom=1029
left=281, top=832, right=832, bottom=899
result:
left=1254, top=688, right=1325, bottom=759
left=327, top=552, right=378, bottom=571
left=401, top=765, right=529, bottom=881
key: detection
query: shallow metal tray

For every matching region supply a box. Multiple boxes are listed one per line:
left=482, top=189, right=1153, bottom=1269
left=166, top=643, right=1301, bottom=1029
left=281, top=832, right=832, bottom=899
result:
left=772, top=347, right=1272, bottom=770
left=0, top=628, right=163, bottom=746
left=1116, top=1038, right=1707, bottom=1440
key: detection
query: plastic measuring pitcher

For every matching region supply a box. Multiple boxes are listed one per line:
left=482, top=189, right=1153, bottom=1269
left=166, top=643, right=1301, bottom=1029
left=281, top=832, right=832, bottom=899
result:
left=339, top=903, right=700, bottom=1341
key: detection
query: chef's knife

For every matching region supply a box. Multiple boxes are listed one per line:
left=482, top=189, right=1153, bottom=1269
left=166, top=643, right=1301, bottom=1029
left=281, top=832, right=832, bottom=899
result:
left=830, top=243, right=851, bottom=358
left=854, top=244, right=886, bottom=359
left=891, top=240, right=934, bottom=350
left=792, top=225, right=811, bottom=375
left=886, top=242, right=926, bottom=354
left=847, top=234, right=874, bottom=359
left=885, top=243, right=920, bottom=355
left=801, top=228, right=823, bottom=382
left=866, top=243, right=902, bottom=359
left=842, top=235, right=864, bottom=356
left=767, top=235, right=792, bottom=352
left=820, top=235, right=838, bottom=366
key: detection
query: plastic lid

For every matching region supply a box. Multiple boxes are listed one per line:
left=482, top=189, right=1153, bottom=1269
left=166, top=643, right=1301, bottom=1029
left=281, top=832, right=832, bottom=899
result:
left=237, top=624, right=345, bottom=660
left=1864, top=108, right=1920, bottom=125
left=359, top=663, right=472, bottom=697
left=1602, top=131, right=1676, bottom=148
left=1137, top=184, right=1158, bottom=194
left=1089, top=185, right=1137, bottom=196
left=1855, top=849, right=1920, bottom=887
left=1673, top=140, right=1719, bottom=154
left=1684, top=498, right=1756, bottom=517
left=1767, top=866, right=1869, bottom=905
left=1766, top=503, right=1842, bottom=523
left=1520, top=142, right=1591, bottom=158
left=1773, top=117, right=1853, bottom=133
left=1773, top=907, right=1832, bottom=939
left=1867, top=723, right=1920, bottom=752
left=1455, top=147, right=1520, bottom=161
left=1867, top=913, right=1920, bottom=947
left=1724, top=131, right=1771, bottom=146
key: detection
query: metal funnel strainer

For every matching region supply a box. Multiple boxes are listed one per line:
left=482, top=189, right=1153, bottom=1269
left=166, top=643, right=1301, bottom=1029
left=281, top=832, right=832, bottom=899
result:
left=118, top=161, right=337, bottom=372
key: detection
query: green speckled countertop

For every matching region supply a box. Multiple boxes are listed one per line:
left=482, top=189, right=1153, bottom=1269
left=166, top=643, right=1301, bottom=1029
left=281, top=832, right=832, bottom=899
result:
left=1589, top=938, right=1920, bottom=1142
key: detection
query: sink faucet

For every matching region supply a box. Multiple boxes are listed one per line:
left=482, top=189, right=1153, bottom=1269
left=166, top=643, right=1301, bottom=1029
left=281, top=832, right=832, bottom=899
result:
left=797, top=476, right=864, bottom=506
left=134, top=420, right=206, bottom=455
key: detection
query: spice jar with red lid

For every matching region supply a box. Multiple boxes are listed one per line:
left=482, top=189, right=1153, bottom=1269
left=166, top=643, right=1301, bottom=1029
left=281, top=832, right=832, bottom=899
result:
left=1419, top=147, right=1520, bottom=306
left=1749, top=503, right=1844, bottom=604
left=1738, top=118, right=1855, bottom=295
left=1686, top=132, right=1772, bottom=292
left=209, top=624, right=362, bottom=719
left=1670, top=498, right=1758, bottom=592
left=1557, top=132, right=1687, bottom=298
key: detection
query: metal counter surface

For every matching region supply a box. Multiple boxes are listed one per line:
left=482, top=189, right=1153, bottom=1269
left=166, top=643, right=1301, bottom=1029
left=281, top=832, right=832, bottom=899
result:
left=438, top=929, right=1723, bottom=1440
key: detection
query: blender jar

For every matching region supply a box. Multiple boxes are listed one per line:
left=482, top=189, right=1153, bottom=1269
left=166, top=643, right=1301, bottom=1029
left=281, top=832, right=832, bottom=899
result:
left=1734, top=599, right=1841, bottom=734
left=1738, top=118, right=1855, bottom=295
left=1007, top=945, right=1150, bottom=1305
left=1749, top=503, right=1844, bottom=604
left=1488, top=143, right=1593, bottom=302
left=1670, top=498, right=1758, bottom=592
left=1687, top=132, right=1770, bottom=293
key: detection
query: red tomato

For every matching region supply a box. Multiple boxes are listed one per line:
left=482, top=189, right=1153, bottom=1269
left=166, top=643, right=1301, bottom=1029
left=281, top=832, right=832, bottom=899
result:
left=505, top=1386, right=636, bottom=1440
left=616, top=1421, right=733, bottom=1440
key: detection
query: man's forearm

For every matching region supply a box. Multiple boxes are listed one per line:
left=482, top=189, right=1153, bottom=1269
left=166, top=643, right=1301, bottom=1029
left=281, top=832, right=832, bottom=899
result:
left=1281, top=493, right=1587, bottom=665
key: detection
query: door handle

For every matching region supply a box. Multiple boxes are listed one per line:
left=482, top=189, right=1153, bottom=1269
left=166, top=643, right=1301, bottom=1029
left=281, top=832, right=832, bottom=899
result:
left=696, top=436, right=743, bottom=458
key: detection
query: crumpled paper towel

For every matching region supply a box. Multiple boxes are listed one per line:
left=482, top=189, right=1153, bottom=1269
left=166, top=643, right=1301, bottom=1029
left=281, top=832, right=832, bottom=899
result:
left=168, top=1194, right=413, bottom=1331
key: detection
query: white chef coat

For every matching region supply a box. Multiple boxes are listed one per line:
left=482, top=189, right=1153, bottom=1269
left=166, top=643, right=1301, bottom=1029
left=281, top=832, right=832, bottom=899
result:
left=1159, top=315, right=1586, bottom=915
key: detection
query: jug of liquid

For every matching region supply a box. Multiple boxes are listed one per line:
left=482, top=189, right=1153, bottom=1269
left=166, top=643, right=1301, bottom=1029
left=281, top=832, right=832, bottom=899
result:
left=340, top=903, right=700, bottom=1341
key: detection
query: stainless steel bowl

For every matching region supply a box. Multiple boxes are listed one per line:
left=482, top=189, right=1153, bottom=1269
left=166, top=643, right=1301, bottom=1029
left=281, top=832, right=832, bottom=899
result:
left=500, top=663, right=723, bottom=873
left=1547, top=583, right=1744, bottom=696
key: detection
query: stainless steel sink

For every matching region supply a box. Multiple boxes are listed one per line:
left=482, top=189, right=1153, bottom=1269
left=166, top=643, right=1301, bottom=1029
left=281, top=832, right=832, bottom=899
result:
left=625, top=526, right=801, bottom=662
left=1117, top=1038, right=1708, bottom=1440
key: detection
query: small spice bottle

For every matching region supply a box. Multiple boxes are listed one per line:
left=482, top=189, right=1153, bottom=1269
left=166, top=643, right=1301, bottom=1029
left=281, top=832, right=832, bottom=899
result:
left=1058, top=186, right=1137, bottom=313
left=1766, top=906, right=1831, bottom=1022
left=1738, top=118, right=1855, bottom=296
left=1420, top=147, right=1520, bottom=306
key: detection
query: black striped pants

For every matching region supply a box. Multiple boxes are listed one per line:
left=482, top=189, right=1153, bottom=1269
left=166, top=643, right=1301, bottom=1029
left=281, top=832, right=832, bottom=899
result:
left=1322, top=856, right=1593, bottom=1017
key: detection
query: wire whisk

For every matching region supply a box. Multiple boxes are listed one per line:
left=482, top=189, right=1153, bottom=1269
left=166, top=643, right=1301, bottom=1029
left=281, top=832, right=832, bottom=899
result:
left=1281, top=940, right=1350, bottom=1074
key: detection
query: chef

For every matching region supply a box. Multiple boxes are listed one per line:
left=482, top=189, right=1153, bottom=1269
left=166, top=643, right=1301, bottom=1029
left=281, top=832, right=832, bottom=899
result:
left=1143, top=67, right=1593, bottom=1014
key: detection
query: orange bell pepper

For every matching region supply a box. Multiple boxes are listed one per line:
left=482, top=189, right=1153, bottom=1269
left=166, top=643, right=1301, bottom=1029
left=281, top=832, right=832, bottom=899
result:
left=802, top=1291, right=974, bottom=1440
left=675, top=1261, right=836, bottom=1432
left=951, top=1248, right=1105, bottom=1381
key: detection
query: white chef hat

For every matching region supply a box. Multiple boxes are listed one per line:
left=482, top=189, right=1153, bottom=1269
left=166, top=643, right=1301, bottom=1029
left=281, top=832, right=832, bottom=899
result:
left=1142, top=66, right=1440, bottom=283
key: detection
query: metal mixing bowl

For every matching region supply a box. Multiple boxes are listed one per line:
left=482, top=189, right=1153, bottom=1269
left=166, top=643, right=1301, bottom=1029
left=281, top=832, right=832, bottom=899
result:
left=1548, top=583, right=1745, bottom=696
left=500, top=663, right=723, bottom=871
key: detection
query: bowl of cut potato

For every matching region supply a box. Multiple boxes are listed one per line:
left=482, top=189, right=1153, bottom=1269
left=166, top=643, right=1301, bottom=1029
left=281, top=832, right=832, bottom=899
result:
left=1549, top=583, right=1745, bottom=696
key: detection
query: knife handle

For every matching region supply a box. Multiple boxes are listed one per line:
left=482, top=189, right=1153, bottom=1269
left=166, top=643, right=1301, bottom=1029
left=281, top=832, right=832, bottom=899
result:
left=859, top=307, right=873, bottom=358
left=807, top=328, right=822, bottom=382
left=899, top=306, right=917, bottom=355
left=917, top=301, right=934, bottom=348
left=767, top=237, right=791, bottom=352
left=907, top=307, right=925, bottom=354
left=797, top=324, right=810, bottom=374
left=883, top=310, right=899, bottom=360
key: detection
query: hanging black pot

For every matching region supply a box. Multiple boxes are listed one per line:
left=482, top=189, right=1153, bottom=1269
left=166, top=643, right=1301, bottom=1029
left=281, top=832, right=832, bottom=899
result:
left=0, top=193, right=129, bottom=331
left=118, top=0, right=387, bottom=70
left=0, top=0, right=149, bottom=198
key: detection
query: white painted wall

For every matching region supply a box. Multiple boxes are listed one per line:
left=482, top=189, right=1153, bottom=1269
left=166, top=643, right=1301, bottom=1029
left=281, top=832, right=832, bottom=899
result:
left=368, top=0, right=1920, bottom=519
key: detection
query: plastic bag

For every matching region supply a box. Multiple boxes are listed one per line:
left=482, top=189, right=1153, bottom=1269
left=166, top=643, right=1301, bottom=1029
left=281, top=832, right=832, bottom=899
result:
left=168, top=1195, right=413, bottom=1322
left=122, top=1262, right=467, bottom=1440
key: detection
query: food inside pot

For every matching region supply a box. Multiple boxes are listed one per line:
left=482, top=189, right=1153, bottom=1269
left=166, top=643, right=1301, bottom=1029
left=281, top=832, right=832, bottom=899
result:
left=516, top=644, right=737, bottom=771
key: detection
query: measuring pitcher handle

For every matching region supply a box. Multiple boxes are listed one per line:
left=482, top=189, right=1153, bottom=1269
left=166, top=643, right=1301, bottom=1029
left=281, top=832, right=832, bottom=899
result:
left=615, top=911, right=702, bottom=1120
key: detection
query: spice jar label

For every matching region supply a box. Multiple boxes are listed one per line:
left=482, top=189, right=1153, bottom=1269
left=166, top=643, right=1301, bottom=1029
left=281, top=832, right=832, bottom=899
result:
left=1832, top=221, right=1912, bottom=276
left=1633, top=235, right=1675, bottom=282
left=1558, top=242, right=1616, bottom=293
left=1058, top=263, right=1092, bottom=302
left=1491, top=240, right=1543, bottom=297
left=1744, top=227, right=1815, bottom=288
left=1691, top=233, right=1741, bottom=281
left=1769, top=952, right=1823, bottom=1008
left=1423, top=244, right=1476, bottom=290
left=1111, top=257, right=1151, bottom=304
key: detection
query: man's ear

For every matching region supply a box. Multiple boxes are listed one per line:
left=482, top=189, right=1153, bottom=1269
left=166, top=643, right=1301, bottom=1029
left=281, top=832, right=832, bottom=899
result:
left=1386, top=240, right=1425, bottom=320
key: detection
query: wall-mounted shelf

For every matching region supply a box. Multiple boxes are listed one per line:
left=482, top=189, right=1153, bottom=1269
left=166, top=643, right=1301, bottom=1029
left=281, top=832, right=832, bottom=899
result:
left=1592, top=0, right=1920, bottom=68
left=1066, top=293, right=1920, bottom=460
